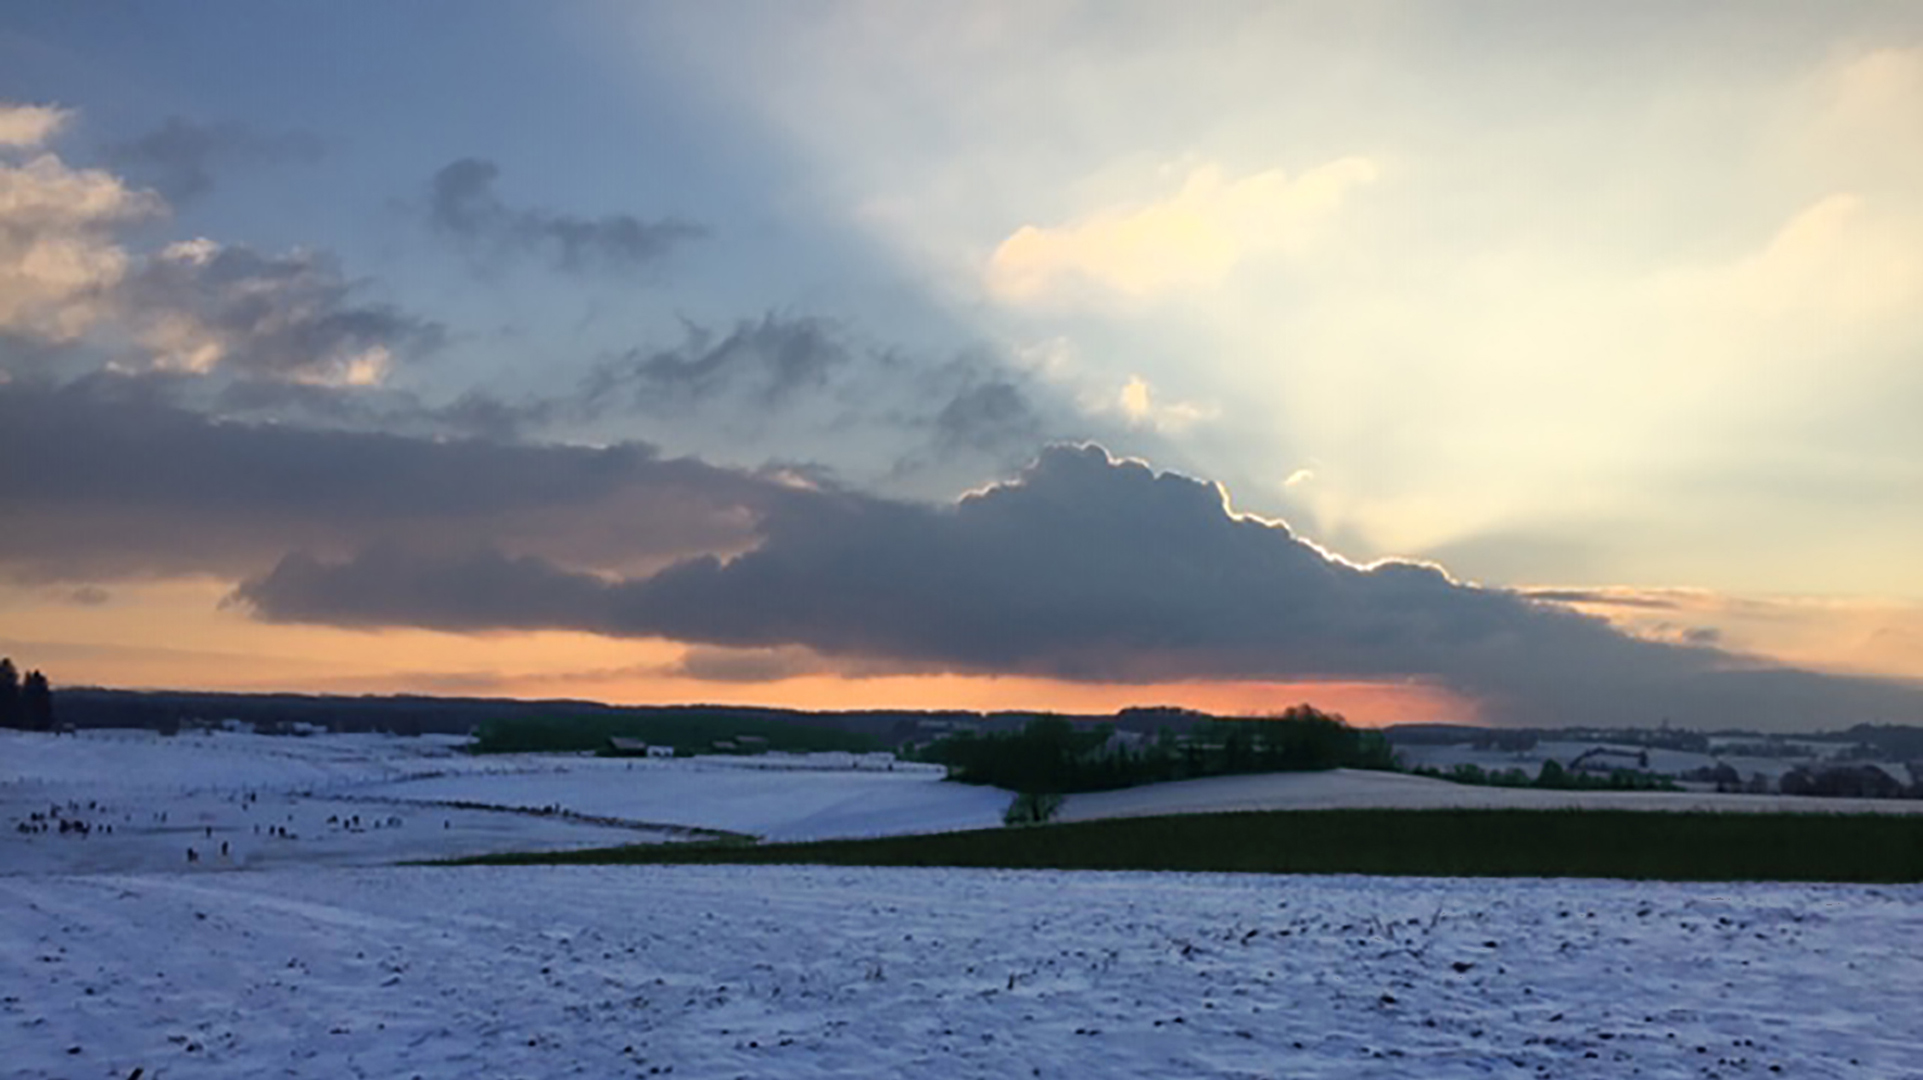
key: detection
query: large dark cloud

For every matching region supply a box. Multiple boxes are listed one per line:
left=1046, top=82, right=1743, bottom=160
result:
left=104, top=117, right=323, bottom=203
left=17, top=367, right=1910, bottom=730
left=0, top=378, right=792, bottom=581
left=427, top=158, right=704, bottom=274
left=230, top=443, right=1923, bottom=729
left=613, top=446, right=1707, bottom=690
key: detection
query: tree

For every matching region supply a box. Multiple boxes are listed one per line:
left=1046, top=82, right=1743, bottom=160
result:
left=1534, top=759, right=1568, bottom=789
left=0, top=658, right=18, bottom=729
left=21, top=670, right=53, bottom=732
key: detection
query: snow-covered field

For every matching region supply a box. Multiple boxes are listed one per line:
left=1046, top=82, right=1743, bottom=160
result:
left=7, top=865, right=1921, bottom=1079
left=2, top=730, right=1008, bottom=875
left=7, top=729, right=1923, bottom=1078
left=1058, top=768, right=1923, bottom=823
left=12, top=731, right=1918, bottom=879
left=1392, top=740, right=1914, bottom=788
left=359, top=757, right=1009, bottom=842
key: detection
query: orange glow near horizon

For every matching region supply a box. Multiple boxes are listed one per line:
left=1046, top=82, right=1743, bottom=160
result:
left=1, top=578, right=1478, bottom=726
left=482, top=670, right=1477, bottom=727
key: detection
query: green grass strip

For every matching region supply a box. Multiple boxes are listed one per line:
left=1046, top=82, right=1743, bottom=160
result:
left=434, top=808, right=1923, bottom=883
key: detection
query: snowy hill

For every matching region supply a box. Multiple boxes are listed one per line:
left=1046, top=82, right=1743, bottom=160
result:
left=1057, top=767, right=1923, bottom=823
left=1, top=730, right=1005, bottom=875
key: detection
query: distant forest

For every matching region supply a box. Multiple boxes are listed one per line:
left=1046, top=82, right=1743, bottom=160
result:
left=42, top=687, right=1215, bottom=753
left=29, top=685, right=1923, bottom=778
left=916, top=706, right=1397, bottom=795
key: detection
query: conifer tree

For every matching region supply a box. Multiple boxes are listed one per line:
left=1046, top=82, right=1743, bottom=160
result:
left=21, top=670, right=52, bottom=732
left=0, top=658, right=19, bottom=730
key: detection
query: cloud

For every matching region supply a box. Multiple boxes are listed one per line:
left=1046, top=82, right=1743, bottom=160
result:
left=1803, top=45, right=1923, bottom=183
left=613, top=447, right=1682, bottom=689
left=1526, top=586, right=1923, bottom=684
left=0, top=145, right=162, bottom=342
left=101, top=305, right=1102, bottom=500
left=928, top=378, right=1044, bottom=457
left=0, top=107, right=436, bottom=387
left=1655, top=191, right=1923, bottom=339
left=427, top=157, right=705, bottom=274
left=660, top=644, right=933, bottom=683
left=237, top=544, right=611, bottom=632
left=194, top=374, right=563, bottom=445
left=104, top=117, right=323, bottom=203
left=229, top=443, right=1923, bottom=729
left=120, top=239, right=443, bottom=385
left=574, top=314, right=1086, bottom=484
left=0, top=377, right=791, bottom=582
left=583, top=314, right=850, bottom=409
left=0, top=104, right=71, bottom=148
left=986, top=158, right=1377, bottom=304
left=1112, top=374, right=1214, bottom=433
left=1520, top=588, right=1684, bottom=611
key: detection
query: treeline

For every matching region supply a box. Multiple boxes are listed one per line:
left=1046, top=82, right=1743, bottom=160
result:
left=918, top=706, right=1396, bottom=795
left=52, top=689, right=933, bottom=743
left=1411, top=760, right=1678, bottom=792
left=1386, top=723, right=1713, bottom=754
left=1831, top=724, right=1923, bottom=762
left=0, top=658, right=55, bottom=731
left=472, top=712, right=880, bottom=756
left=1778, top=763, right=1921, bottom=800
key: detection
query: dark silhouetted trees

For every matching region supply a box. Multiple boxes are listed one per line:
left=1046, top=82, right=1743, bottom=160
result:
left=0, top=659, right=54, bottom=731
left=1779, top=763, right=1907, bottom=799
left=0, top=658, right=18, bottom=729
left=22, top=670, right=53, bottom=731
left=1411, top=757, right=1677, bottom=792
left=920, top=705, right=1395, bottom=794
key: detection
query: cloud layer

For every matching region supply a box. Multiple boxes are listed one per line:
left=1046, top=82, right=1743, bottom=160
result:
left=8, top=365, right=1916, bottom=730
left=224, top=442, right=1923, bottom=729
left=0, top=378, right=787, bottom=581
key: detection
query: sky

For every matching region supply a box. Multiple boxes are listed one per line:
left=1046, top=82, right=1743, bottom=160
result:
left=3, top=1, right=1921, bottom=730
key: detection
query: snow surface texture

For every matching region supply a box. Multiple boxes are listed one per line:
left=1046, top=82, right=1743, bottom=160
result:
left=1057, top=768, right=1923, bottom=823
left=5, top=865, right=1921, bottom=1079
left=359, top=757, right=1009, bottom=842
left=7, top=730, right=1922, bottom=1078
left=11, top=732, right=1916, bottom=880
left=2, top=731, right=1008, bottom=875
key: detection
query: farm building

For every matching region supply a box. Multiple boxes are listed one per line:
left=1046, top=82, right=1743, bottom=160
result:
left=608, top=737, right=683, bottom=758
